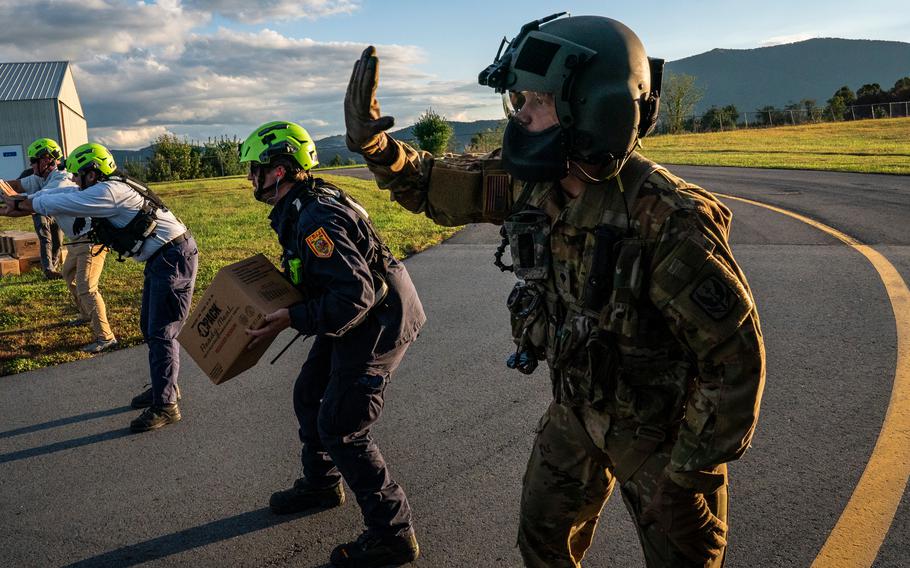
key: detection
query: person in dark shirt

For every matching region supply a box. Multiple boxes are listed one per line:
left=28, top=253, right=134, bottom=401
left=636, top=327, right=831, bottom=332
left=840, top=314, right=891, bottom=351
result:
left=242, top=121, right=425, bottom=568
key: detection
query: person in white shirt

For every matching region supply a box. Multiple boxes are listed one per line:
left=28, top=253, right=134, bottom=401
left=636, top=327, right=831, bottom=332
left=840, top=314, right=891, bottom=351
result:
left=1, top=142, right=198, bottom=433
left=6, top=138, right=68, bottom=279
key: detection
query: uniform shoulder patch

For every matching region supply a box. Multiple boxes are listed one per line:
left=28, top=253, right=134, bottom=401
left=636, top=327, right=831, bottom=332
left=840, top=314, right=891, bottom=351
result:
left=690, top=274, right=736, bottom=320
left=305, top=227, right=334, bottom=258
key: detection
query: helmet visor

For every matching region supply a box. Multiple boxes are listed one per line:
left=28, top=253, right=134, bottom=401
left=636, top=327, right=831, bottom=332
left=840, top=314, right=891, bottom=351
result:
left=503, top=90, right=559, bottom=132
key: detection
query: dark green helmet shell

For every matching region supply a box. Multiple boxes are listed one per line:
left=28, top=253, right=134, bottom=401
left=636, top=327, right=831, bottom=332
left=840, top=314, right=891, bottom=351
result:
left=480, top=15, right=661, bottom=164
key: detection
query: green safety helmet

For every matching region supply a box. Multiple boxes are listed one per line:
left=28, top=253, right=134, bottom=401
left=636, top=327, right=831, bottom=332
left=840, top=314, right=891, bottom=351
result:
left=239, top=121, right=319, bottom=172
left=65, top=143, right=117, bottom=176
left=28, top=138, right=63, bottom=161
left=478, top=14, right=664, bottom=164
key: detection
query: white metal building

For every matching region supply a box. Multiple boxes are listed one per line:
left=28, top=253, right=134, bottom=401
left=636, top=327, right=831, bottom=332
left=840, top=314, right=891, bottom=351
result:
left=0, top=61, right=88, bottom=179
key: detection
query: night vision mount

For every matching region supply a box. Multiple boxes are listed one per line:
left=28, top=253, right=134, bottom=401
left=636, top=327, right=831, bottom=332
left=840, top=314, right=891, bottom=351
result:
left=477, top=12, right=569, bottom=93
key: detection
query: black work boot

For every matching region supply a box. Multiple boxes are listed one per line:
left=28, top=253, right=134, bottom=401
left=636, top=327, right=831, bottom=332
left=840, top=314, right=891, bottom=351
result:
left=131, top=384, right=181, bottom=409
left=330, top=530, right=419, bottom=567
left=130, top=403, right=181, bottom=433
left=269, top=478, right=345, bottom=514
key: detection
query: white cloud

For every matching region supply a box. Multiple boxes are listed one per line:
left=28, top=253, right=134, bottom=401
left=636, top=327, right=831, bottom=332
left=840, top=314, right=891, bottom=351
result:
left=0, top=0, right=201, bottom=60
left=760, top=32, right=817, bottom=47
left=0, top=0, right=500, bottom=148
left=184, top=0, right=360, bottom=23
left=94, top=125, right=174, bottom=149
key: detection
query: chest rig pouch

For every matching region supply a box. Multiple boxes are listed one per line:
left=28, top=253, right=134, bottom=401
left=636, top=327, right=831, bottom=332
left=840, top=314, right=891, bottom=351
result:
left=89, top=176, right=167, bottom=262
left=499, top=195, right=552, bottom=374
left=547, top=163, right=664, bottom=407
left=501, top=208, right=551, bottom=280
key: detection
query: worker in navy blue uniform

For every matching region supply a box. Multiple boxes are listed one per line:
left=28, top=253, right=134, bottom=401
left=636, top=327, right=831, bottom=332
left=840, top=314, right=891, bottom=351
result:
left=242, top=121, right=425, bottom=568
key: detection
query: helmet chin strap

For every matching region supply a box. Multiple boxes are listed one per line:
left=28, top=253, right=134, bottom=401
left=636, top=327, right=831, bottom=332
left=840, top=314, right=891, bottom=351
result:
left=567, top=145, right=635, bottom=185
left=568, top=159, right=617, bottom=185
left=254, top=165, right=283, bottom=204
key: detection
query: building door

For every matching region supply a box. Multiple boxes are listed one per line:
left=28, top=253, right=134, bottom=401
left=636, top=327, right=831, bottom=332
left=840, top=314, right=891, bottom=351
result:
left=0, top=145, right=26, bottom=180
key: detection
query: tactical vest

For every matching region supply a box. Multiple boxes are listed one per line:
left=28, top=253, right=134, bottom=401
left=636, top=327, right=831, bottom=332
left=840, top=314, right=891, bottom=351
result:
left=503, top=155, right=694, bottom=425
left=282, top=178, right=392, bottom=303
left=88, top=175, right=170, bottom=261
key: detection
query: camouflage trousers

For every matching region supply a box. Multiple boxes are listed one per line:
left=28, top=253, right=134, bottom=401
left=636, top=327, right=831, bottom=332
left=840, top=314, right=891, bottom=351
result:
left=518, top=402, right=728, bottom=568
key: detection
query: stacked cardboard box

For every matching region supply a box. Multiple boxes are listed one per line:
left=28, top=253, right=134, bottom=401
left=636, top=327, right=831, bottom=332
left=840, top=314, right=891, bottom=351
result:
left=0, top=256, right=18, bottom=277
left=1, top=230, right=42, bottom=277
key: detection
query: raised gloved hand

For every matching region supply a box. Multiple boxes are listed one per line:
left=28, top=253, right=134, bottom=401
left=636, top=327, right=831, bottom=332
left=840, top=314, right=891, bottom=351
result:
left=639, top=476, right=728, bottom=564
left=345, top=46, right=395, bottom=158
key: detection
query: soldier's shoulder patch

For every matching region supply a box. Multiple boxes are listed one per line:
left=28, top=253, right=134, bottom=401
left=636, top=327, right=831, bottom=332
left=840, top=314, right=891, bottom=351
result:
left=305, top=227, right=334, bottom=258
left=690, top=274, right=736, bottom=320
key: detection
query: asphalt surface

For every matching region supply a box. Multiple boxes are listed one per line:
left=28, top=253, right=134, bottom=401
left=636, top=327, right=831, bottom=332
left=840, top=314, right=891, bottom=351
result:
left=1, top=164, right=908, bottom=567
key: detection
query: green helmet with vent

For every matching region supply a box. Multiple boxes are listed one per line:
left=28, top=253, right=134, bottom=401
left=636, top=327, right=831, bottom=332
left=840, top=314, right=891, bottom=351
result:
left=27, top=138, right=63, bottom=161
left=66, top=143, right=117, bottom=176
left=239, top=121, right=319, bottom=172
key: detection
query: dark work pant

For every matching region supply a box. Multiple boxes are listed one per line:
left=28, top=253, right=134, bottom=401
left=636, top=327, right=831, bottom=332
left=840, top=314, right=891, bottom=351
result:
left=293, top=333, right=413, bottom=536
left=32, top=214, right=63, bottom=272
left=140, top=236, right=198, bottom=406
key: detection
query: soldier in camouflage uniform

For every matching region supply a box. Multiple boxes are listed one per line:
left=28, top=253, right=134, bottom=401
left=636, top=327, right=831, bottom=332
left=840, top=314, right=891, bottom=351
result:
left=344, top=14, right=765, bottom=568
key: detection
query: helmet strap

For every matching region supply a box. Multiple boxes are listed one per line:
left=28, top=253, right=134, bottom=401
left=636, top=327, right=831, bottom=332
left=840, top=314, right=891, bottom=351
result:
left=253, top=165, right=272, bottom=203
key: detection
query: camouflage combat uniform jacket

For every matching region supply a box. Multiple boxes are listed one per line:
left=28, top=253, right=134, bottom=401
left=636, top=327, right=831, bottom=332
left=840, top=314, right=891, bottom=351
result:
left=366, top=139, right=765, bottom=492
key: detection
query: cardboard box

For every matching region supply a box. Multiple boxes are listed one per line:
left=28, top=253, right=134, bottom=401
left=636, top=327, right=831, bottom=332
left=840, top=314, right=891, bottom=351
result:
left=178, top=254, right=303, bottom=384
left=18, top=256, right=42, bottom=274
left=1, top=230, right=40, bottom=259
left=0, top=255, right=20, bottom=277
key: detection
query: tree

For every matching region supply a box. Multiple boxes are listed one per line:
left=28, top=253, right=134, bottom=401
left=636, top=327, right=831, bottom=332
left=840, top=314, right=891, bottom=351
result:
left=661, top=72, right=703, bottom=134
left=122, top=159, right=148, bottom=181
left=826, top=96, right=848, bottom=121
left=801, top=99, right=823, bottom=122
left=831, top=86, right=856, bottom=106
left=467, top=121, right=507, bottom=153
left=412, top=108, right=453, bottom=156
left=855, top=83, right=883, bottom=104
left=200, top=136, right=244, bottom=178
left=754, top=105, right=787, bottom=127
left=328, top=154, right=344, bottom=167
left=890, top=77, right=910, bottom=101
left=147, top=134, right=201, bottom=182
left=702, top=105, right=738, bottom=131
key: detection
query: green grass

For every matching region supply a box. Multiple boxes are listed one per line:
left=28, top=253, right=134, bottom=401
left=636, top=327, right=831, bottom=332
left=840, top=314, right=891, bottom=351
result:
left=640, top=117, right=910, bottom=174
left=0, top=174, right=457, bottom=376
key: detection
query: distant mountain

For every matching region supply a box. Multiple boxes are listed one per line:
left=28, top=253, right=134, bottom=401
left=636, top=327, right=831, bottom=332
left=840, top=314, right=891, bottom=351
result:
left=110, top=145, right=155, bottom=166
left=316, top=119, right=505, bottom=163
left=665, top=38, right=910, bottom=113
left=110, top=119, right=506, bottom=167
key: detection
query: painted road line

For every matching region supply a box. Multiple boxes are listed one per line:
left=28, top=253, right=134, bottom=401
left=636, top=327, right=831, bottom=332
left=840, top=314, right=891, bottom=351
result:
left=717, top=193, right=910, bottom=568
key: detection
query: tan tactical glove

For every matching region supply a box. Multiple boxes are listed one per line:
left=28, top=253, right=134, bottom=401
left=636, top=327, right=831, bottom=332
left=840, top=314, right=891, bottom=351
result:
left=345, top=46, right=396, bottom=161
left=639, top=476, right=728, bottom=564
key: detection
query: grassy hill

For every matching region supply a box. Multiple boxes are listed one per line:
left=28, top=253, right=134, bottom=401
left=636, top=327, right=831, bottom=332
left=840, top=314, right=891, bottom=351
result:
left=666, top=38, right=910, bottom=113
left=640, top=118, right=910, bottom=174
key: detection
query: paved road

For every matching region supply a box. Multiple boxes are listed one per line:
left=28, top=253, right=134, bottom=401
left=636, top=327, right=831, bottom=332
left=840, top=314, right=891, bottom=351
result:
left=1, top=165, right=908, bottom=567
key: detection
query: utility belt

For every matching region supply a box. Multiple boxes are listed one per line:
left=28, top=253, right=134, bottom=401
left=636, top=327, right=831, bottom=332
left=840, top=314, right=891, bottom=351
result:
left=147, top=231, right=191, bottom=263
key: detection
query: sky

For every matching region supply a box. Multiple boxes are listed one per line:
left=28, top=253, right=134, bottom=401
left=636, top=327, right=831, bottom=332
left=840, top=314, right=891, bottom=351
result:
left=1, top=0, right=906, bottom=149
